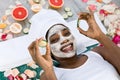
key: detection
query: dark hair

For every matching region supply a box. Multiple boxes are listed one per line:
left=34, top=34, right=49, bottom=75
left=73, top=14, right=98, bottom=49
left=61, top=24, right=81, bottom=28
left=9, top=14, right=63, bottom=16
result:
left=45, top=23, right=69, bottom=60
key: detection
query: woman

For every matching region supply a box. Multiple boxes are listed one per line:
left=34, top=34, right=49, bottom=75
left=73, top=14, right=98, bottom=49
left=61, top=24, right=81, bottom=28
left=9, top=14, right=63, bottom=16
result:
left=28, top=9, right=120, bottom=80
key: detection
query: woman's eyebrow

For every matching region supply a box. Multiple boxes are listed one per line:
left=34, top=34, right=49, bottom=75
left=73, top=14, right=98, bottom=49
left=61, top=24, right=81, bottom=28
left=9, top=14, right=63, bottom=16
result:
left=62, top=28, right=69, bottom=31
left=50, top=33, right=57, bottom=38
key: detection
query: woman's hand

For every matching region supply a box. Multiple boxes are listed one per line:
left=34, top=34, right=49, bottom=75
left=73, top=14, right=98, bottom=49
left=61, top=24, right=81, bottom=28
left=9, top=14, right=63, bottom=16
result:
left=78, top=9, right=120, bottom=74
left=28, top=38, right=53, bottom=71
left=77, top=8, right=104, bottom=40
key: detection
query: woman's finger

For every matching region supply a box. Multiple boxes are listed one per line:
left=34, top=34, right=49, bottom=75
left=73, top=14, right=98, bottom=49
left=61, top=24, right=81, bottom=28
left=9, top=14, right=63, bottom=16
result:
left=77, top=26, right=88, bottom=36
left=38, top=37, right=44, bottom=42
left=46, top=43, right=51, bottom=57
left=79, top=13, right=91, bottom=21
left=88, top=7, right=95, bottom=20
left=35, top=39, right=46, bottom=64
left=88, top=7, right=94, bottom=15
left=28, top=41, right=35, bottom=50
left=35, top=39, right=42, bottom=56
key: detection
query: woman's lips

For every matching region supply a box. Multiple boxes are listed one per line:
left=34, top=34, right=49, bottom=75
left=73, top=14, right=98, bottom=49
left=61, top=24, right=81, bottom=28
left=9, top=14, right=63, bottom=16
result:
left=61, top=43, right=73, bottom=53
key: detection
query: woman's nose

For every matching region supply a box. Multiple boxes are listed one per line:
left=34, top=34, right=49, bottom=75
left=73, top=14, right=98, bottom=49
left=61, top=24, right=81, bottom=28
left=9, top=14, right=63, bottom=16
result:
left=61, top=39, right=69, bottom=45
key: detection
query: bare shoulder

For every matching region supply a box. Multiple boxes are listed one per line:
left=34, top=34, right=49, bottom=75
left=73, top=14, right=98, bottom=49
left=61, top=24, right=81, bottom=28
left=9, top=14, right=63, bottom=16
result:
left=91, top=46, right=116, bottom=61
left=91, top=46, right=108, bottom=57
left=92, top=46, right=120, bottom=60
left=92, top=46, right=120, bottom=74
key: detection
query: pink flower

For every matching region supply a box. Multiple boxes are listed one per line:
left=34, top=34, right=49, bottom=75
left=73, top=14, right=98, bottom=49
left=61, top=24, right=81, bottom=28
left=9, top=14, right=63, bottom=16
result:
left=99, top=9, right=109, bottom=16
left=88, top=4, right=97, bottom=11
left=24, top=69, right=36, bottom=78
left=1, top=33, right=7, bottom=41
left=112, top=34, right=120, bottom=44
left=7, top=74, right=14, bottom=80
left=15, top=75, right=24, bottom=80
left=82, top=0, right=88, bottom=3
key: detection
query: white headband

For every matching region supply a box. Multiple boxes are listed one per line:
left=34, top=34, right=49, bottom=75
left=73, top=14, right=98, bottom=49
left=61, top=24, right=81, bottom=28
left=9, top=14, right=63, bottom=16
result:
left=29, top=9, right=69, bottom=40
left=29, top=9, right=106, bottom=54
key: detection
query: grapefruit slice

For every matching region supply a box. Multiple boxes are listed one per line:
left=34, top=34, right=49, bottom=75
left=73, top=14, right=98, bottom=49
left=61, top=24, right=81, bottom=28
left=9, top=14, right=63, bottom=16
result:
left=48, top=0, right=64, bottom=9
left=9, top=23, right=22, bottom=34
left=11, top=6, right=28, bottom=21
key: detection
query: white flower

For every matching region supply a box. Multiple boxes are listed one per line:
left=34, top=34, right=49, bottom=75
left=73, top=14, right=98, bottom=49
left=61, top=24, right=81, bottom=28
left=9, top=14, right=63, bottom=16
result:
left=106, top=18, right=120, bottom=37
left=20, top=73, right=27, bottom=80
left=87, top=0, right=96, bottom=5
left=104, top=17, right=110, bottom=27
left=115, top=9, right=120, bottom=15
left=106, top=14, right=118, bottom=22
left=24, top=69, right=36, bottom=78
left=104, top=14, right=118, bottom=28
left=11, top=68, right=20, bottom=77
left=107, top=26, right=116, bottom=37
left=96, top=12, right=105, bottom=21
left=27, top=61, right=39, bottom=69
left=4, top=70, right=12, bottom=77
left=101, top=4, right=117, bottom=13
left=95, top=2, right=103, bottom=11
left=102, top=0, right=112, bottom=4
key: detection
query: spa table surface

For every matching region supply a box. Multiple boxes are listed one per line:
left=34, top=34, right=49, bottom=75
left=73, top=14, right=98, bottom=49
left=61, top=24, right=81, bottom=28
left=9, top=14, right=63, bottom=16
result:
left=0, top=0, right=120, bottom=79
left=1, top=0, right=120, bottom=22
left=0, top=0, right=120, bottom=37
left=44, top=0, right=120, bottom=22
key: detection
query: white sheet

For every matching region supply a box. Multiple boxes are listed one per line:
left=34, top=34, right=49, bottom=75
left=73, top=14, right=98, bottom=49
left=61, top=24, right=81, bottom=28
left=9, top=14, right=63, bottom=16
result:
left=0, top=9, right=106, bottom=71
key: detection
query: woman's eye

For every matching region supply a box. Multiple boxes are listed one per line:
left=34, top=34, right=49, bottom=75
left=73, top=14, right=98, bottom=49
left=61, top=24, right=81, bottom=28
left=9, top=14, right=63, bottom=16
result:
left=63, top=30, right=71, bottom=37
left=50, top=34, right=60, bottom=44
left=50, top=38, right=59, bottom=44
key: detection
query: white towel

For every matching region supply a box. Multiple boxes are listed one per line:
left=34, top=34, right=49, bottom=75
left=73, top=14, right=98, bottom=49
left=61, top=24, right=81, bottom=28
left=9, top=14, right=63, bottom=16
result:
left=0, top=9, right=106, bottom=71
left=29, top=9, right=107, bottom=54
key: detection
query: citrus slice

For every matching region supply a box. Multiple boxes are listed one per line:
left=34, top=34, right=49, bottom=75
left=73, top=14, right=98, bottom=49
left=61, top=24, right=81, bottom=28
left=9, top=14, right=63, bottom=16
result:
left=11, top=6, right=28, bottom=21
left=9, top=23, right=22, bottom=34
left=0, top=23, right=7, bottom=29
left=48, top=0, right=64, bottom=9
left=31, top=4, right=42, bottom=13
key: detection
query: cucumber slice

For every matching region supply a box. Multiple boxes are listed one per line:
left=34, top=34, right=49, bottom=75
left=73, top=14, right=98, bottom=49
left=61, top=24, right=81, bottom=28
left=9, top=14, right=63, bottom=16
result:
left=23, top=28, right=29, bottom=34
left=67, top=11, right=73, bottom=17
left=64, top=7, right=71, bottom=12
left=62, top=14, right=68, bottom=20
left=39, top=40, right=47, bottom=47
left=33, top=0, right=40, bottom=3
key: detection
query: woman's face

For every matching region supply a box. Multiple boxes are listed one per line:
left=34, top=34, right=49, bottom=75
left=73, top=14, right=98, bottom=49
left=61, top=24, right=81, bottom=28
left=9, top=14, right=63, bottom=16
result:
left=47, top=24, right=76, bottom=58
